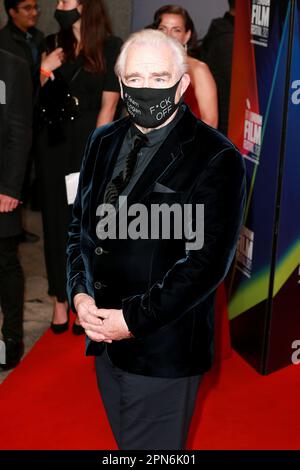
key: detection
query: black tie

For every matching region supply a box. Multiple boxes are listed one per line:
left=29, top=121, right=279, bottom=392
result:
left=103, top=133, right=148, bottom=206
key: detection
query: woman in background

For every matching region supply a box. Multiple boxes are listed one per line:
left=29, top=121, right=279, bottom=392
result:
left=150, top=6, right=232, bottom=363
left=36, top=0, right=122, bottom=334
left=151, top=4, right=218, bottom=127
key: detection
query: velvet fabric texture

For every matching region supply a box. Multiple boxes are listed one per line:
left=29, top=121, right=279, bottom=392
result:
left=67, top=106, right=246, bottom=378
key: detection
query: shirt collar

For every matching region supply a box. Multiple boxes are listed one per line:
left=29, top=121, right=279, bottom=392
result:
left=130, top=104, right=185, bottom=148
left=8, top=19, right=36, bottom=40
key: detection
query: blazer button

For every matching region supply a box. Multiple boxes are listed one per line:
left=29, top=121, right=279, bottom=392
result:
left=94, top=281, right=102, bottom=290
left=95, top=247, right=108, bottom=255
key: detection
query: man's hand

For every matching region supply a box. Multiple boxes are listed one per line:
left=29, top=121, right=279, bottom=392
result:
left=41, top=48, right=64, bottom=73
left=74, top=293, right=132, bottom=343
left=95, top=309, right=133, bottom=342
left=74, top=293, right=111, bottom=342
left=0, top=194, right=20, bottom=213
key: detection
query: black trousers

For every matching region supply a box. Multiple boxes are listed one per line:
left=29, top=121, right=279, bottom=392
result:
left=95, top=349, right=201, bottom=450
left=0, top=236, right=24, bottom=341
left=40, top=185, right=71, bottom=303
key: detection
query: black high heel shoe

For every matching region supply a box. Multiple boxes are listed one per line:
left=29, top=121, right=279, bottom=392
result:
left=69, top=309, right=85, bottom=335
left=50, top=310, right=69, bottom=334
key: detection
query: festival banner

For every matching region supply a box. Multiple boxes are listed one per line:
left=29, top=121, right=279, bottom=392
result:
left=228, top=0, right=299, bottom=374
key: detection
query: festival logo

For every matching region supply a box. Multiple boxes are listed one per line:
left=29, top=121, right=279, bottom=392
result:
left=251, top=0, right=271, bottom=47
left=236, top=226, right=255, bottom=278
left=243, top=99, right=263, bottom=165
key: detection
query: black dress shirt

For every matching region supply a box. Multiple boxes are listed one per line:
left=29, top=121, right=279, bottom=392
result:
left=111, top=105, right=185, bottom=199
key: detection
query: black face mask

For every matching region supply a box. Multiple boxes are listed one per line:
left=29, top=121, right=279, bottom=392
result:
left=54, top=8, right=81, bottom=30
left=121, top=78, right=182, bottom=128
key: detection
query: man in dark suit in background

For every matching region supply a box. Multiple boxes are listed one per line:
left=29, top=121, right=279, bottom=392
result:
left=0, top=0, right=44, bottom=241
left=0, top=0, right=44, bottom=86
left=67, top=29, right=245, bottom=450
left=0, top=49, right=32, bottom=370
left=197, top=0, right=235, bottom=136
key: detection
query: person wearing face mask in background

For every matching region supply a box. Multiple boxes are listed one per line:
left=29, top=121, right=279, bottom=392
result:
left=67, top=29, right=245, bottom=450
left=36, top=0, right=122, bottom=335
left=149, top=4, right=218, bottom=128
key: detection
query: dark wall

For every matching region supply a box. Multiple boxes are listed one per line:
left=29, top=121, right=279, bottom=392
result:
left=0, top=0, right=133, bottom=39
left=132, top=0, right=229, bottom=39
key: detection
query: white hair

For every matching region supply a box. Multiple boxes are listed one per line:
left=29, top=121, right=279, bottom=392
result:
left=115, top=29, right=188, bottom=78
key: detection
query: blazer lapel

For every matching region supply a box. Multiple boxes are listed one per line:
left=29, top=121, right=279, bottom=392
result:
left=89, top=106, right=198, bottom=231
left=125, top=106, right=198, bottom=206
left=88, top=119, right=130, bottom=226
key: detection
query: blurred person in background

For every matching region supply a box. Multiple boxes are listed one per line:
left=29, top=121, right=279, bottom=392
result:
left=150, top=4, right=233, bottom=364
left=196, top=0, right=235, bottom=136
left=0, top=0, right=44, bottom=87
left=0, top=49, right=32, bottom=370
left=150, top=4, right=218, bottom=127
left=0, top=0, right=45, bottom=242
left=36, top=0, right=122, bottom=335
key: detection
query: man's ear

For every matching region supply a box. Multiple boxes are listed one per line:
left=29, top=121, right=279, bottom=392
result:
left=9, top=8, right=17, bottom=20
left=179, top=73, right=191, bottom=96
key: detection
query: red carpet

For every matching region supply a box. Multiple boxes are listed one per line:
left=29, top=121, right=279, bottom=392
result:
left=0, top=320, right=299, bottom=450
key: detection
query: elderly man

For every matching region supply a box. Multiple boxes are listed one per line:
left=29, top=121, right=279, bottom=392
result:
left=67, top=29, right=245, bottom=450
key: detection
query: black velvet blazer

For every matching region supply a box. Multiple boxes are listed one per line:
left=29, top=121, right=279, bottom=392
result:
left=67, top=106, right=246, bottom=378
